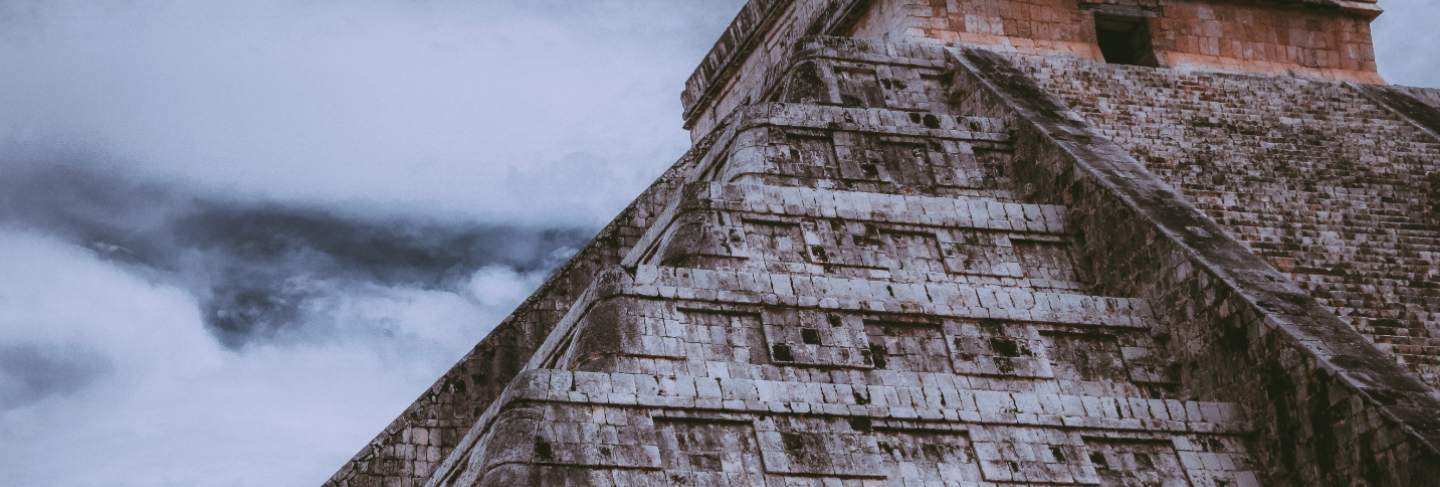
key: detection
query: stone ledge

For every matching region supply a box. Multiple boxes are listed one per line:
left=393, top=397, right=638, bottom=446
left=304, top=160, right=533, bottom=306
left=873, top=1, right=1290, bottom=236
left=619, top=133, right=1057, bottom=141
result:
left=674, top=182, right=1066, bottom=233
left=625, top=265, right=1150, bottom=328
left=500, top=369, right=1250, bottom=435
left=425, top=259, right=1158, bottom=484
left=733, top=102, right=1008, bottom=141
left=439, top=401, right=1253, bottom=487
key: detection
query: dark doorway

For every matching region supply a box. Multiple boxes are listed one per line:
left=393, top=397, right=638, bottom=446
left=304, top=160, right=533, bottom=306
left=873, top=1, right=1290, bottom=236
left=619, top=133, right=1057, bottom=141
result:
left=1094, top=14, right=1158, bottom=67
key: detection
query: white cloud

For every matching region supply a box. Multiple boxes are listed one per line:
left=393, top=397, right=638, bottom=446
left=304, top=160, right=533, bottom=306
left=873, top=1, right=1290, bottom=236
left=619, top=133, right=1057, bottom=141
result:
left=1373, top=0, right=1440, bottom=87
left=466, top=265, right=546, bottom=309
left=4, top=1, right=1429, bottom=486
left=0, top=229, right=547, bottom=486
left=0, top=2, right=744, bottom=478
left=0, top=0, right=743, bottom=226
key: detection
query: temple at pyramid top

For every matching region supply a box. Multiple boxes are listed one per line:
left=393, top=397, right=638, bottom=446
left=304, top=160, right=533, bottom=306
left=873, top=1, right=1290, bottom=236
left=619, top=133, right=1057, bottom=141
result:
left=328, top=1, right=1440, bottom=486
left=681, top=0, right=1385, bottom=138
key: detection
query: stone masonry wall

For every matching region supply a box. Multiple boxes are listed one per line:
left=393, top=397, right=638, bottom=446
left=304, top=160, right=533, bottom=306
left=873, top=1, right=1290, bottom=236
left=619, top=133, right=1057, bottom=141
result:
left=847, top=0, right=1380, bottom=82
left=682, top=0, right=869, bottom=139
left=855, top=0, right=1104, bottom=59
left=1008, top=54, right=1440, bottom=390
left=682, top=0, right=1383, bottom=143
left=415, top=35, right=1440, bottom=487
left=335, top=0, right=1436, bottom=483
left=948, top=46, right=1440, bottom=485
left=332, top=33, right=946, bottom=487
left=425, top=42, right=1269, bottom=486
left=1151, top=0, right=1378, bottom=81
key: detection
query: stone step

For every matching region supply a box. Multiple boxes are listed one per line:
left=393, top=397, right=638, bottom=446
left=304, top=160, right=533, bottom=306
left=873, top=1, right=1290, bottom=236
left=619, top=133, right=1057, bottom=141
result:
left=629, top=183, right=1080, bottom=286
left=622, top=265, right=1149, bottom=329
left=549, top=293, right=1174, bottom=392
left=731, top=102, right=1009, bottom=142
left=703, top=103, right=1015, bottom=198
left=504, top=369, right=1249, bottom=436
left=465, top=398, right=1255, bottom=486
left=685, top=182, right=1065, bottom=233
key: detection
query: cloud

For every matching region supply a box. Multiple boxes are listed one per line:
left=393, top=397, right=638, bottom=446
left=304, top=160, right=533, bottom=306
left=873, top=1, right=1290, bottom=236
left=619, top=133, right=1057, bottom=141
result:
left=0, top=161, right=585, bottom=484
left=0, top=225, right=563, bottom=486
left=0, top=158, right=583, bottom=485
left=5, top=0, right=1426, bottom=486
left=1372, top=0, right=1440, bottom=87
left=0, top=1, right=746, bottom=485
left=0, top=0, right=744, bottom=226
left=0, top=344, right=111, bottom=411
left=0, top=161, right=590, bottom=347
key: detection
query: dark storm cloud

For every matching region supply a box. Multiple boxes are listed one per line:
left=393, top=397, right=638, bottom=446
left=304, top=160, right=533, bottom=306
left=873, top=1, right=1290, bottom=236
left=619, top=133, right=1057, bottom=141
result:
left=177, top=206, right=586, bottom=346
left=0, top=1, right=749, bottom=484
left=0, top=2, right=747, bottom=483
left=0, top=160, right=589, bottom=348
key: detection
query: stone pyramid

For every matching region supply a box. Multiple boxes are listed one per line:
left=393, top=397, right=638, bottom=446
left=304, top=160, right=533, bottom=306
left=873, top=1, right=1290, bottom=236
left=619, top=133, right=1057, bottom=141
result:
left=329, top=1, right=1440, bottom=485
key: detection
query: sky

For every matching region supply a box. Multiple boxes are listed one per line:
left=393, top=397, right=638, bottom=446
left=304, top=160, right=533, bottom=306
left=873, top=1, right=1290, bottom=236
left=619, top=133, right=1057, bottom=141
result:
left=0, top=1, right=1434, bottom=486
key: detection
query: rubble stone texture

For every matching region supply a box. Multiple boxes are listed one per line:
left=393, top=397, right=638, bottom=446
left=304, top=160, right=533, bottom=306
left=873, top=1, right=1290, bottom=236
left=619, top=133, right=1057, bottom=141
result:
left=327, top=1, right=1440, bottom=486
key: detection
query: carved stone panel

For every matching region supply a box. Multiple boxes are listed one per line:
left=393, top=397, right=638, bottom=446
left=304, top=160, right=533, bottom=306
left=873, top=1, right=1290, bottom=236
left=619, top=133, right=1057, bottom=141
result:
left=863, top=316, right=951, bottom=373
left=872, top=428, right=985, bottom=484
left=835, top=67, right=885, bottom=108
left=762, top=309, right=873, bottom=369
left=1042, top=331, right=1131, bottom=383
left=1083, top=437, right=1190, bottom=486
left=755, top=416, right=885, bottom=478
left=656, top=418, right=767, bottom=486
left=949, top=320, right=1053, bottom=378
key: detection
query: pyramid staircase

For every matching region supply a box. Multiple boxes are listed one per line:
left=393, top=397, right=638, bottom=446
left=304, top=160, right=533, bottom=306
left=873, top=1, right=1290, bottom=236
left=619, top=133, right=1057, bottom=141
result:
left=330, top=34, right=1440, bottom=487
left=424, top=38, right=1260, bottom=487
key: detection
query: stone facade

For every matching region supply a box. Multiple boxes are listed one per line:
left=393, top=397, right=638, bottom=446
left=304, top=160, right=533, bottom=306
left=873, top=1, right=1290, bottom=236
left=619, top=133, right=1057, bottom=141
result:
left=1009, top=54, right=1440, bottom=390
left=948, top=46, right=1440, bottom=485
left=329, top=1, right=1440, bottom=486
left=428, top=50, right=1264, bottom=485
left=849, top=0, right=1381, bottom=82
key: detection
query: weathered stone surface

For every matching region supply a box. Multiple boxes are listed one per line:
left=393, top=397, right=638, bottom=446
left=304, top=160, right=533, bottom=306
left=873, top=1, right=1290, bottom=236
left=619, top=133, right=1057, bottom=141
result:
left=424, top=45, right=1265, bottom=487
left=850, top=0, right=1382, bottom=82
left=947, top=45, right=1440, bottom=486
left=331, top=1, right=1440, bottom=486
left=1008, top=53, right=1440, bottom=391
